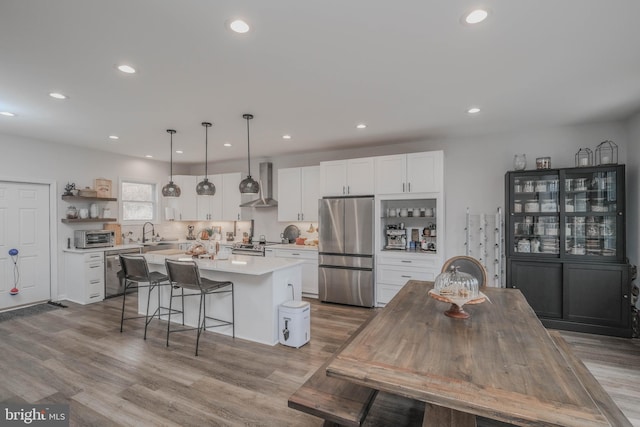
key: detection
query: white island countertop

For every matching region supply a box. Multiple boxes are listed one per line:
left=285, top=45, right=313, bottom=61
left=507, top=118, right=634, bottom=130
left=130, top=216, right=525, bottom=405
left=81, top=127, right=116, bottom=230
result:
left=145, top=252, right=304, bottom=276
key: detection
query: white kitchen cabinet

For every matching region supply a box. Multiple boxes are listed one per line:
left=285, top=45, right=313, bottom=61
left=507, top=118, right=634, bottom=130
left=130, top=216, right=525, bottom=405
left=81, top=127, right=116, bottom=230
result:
left=222, top=172, right=242, bottom=221
left=196, top=174, right=223, bottom=220
left=275, top=249, right=318, bottom=297
left=375, top=151, right=443, bottom=195
left=164, top=175, right=198, bottom=221
left=320, top=158, right=374, bottom=196
left=278, top=166, right=320, bottom=222
left=65, top=252, right=105, bottom=304
left=375, top=253, right=439, bottom=305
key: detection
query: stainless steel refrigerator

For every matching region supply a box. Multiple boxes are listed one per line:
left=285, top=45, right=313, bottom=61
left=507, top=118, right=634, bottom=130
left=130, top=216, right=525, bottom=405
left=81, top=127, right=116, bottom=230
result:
left=318, top=196, right=374, bottom=307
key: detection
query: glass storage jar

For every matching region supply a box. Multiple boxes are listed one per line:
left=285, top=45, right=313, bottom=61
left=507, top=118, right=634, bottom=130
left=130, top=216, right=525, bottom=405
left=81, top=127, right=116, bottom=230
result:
left=513, top=154, right=527, bottom=171
left=66, top=205, right=78, bottom=219
left=536, top=157, right=551, bottom=169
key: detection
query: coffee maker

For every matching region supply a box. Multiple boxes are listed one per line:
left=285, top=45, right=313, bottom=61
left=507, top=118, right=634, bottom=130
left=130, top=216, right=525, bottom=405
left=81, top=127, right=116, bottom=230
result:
left=385, top=225, right=406, bottom=250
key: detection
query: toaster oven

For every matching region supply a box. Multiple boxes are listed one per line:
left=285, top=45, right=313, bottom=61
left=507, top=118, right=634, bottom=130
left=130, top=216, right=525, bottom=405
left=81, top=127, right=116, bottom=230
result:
left=74, top=230, right=115, bottom=249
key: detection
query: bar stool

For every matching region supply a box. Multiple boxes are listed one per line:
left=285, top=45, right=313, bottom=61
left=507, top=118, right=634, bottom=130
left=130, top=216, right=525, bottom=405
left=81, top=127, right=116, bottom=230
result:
left=164, top=259, right=234, bottom=356
left=119, top=254, right=181, bottom=339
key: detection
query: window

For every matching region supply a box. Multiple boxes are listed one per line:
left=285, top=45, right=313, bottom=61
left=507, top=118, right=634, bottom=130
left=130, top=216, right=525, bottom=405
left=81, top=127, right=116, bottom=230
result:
left=121, top=180, right=157, bottom=222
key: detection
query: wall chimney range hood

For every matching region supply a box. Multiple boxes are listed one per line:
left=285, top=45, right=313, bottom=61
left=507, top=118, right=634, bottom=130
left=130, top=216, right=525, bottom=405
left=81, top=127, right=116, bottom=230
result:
left=239, top=162, right=278, bottom=208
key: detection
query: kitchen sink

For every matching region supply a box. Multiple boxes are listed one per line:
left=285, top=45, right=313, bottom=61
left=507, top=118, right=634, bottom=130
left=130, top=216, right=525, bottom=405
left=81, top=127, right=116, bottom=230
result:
left=141, top=241, right=180, bottom=253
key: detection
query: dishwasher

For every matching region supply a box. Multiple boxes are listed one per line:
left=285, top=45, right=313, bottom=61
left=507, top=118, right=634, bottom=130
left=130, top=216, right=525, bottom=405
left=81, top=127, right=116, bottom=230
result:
left=104, top=247, right=142, bottom=298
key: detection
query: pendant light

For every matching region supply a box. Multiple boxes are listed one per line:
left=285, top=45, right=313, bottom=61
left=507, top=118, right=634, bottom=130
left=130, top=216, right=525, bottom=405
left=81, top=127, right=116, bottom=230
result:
left=161, top=129, right=181, bottom=197
left=196, top=122, right=216, bottom=196
left=239, top=113, right=260, bottom=194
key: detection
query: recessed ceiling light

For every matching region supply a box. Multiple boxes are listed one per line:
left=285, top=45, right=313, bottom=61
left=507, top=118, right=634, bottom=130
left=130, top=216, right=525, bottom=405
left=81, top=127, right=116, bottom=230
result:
left=356, top=123, right=367, bottom=129
left=467, top=107, right=481, bottom=114
left=223, top=143, right=232, bottom=147
left=282, top=134, right=292, bottom=140
left=117, top=64, right=136, bottom=74
left=175, top=150, right=183, bottom=154
left=108, top=135, right=119, bottom=140
left=464, top=9, right=488, bottom=24
left=229, top=19, right=250, bottom=33
left=49, top=92, right=67, bottom=100
left=145, top=155, right=153, bottom=158
left=0, top=111, right=15, bottom=117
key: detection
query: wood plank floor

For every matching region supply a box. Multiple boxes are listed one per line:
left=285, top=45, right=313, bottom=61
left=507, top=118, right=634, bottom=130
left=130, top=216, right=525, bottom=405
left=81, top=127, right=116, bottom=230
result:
left=0, top=296, right=638, bottom=426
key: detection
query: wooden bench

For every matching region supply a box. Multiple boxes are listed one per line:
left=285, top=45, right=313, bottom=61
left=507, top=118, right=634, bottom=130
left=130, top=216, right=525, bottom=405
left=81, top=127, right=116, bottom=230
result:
left=288, top=314, right=378, bottom=427
left=548, top=331, right=632, bottom=427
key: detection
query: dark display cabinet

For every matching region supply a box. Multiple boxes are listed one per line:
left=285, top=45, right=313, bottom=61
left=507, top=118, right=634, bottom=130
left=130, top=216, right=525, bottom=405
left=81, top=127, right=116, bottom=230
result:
left=506, top=165, right=633, bottom=337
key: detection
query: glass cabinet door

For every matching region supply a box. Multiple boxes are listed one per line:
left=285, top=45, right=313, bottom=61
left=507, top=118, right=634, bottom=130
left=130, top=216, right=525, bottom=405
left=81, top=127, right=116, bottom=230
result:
left=563, top=168, right=621, bottom=260
left=510, top=172, right=560, bottom=256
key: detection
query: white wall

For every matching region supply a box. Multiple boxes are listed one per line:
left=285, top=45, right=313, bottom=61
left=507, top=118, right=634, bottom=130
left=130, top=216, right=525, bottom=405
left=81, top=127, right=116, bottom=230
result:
left=194, top=121, right=630, bottom=259
left=0, top=119, right=632, bottom=300
left=626, top=111, right=640, bottom=308
left=0, top=134, right=172, bottom=299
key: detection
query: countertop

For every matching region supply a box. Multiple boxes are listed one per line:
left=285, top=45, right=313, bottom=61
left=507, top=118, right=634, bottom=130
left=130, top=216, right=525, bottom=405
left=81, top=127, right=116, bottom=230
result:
left=145, top=253, right=304, bottom=276
left=63, top=244, right=143, bottom=254
left=267, top=243, right=318, bottom=251
left=62, top=241, right=320, bottom=254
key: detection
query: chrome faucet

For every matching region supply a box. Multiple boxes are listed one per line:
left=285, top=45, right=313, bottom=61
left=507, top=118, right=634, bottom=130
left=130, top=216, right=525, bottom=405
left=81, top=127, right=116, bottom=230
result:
left=142, top=222, right=155, bottom=243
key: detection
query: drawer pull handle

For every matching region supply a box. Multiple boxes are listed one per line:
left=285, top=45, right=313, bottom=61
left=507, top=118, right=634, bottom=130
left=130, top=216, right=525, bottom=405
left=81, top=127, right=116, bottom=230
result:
left=401, top=260, right=412, bottom=263
left=89, top=293, right=100, bottom=298
left=90, top=280, right=100, bottom=284
left=401, top=275, right=412, bottom=278
left=89, top=265, right=101, bottom=269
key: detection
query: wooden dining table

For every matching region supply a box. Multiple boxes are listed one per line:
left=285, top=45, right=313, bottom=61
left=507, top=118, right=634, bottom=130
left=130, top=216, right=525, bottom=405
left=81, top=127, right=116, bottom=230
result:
left=326, top=280, right=631, bottom=427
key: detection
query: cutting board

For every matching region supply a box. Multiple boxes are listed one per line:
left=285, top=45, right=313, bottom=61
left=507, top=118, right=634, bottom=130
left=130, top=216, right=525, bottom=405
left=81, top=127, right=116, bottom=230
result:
left=103, top=223, right=122, bottom=245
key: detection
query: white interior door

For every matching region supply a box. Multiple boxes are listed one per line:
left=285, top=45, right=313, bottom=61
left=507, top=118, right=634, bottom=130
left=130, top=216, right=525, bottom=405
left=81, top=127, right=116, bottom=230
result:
left=0, top=182, right=51, bottom=309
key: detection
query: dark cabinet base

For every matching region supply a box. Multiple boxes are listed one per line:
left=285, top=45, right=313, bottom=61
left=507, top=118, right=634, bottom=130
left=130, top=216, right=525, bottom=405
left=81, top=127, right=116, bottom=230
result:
left=510, top=261, right=562, bottom=318
left=508, top=260, right=633, bottom=338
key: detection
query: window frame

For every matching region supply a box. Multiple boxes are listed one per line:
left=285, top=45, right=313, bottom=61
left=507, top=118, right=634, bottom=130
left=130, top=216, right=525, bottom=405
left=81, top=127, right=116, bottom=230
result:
left=119, top=177, right=160, bottom=224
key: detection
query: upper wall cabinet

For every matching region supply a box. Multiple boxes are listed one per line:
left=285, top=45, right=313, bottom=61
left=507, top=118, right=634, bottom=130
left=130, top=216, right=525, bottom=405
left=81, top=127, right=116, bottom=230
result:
left=278, top=166, right=320, bottom=222
left=222, top=172, right=242, bottom=221
left=164, top=175, right=198, bottom=221
left=164, top=173, right=241, bottom=222
left=320, top=157, right=375, bottom=196
left=196, top=174, right=223, bottom=220
left=375, top=151, right=444, bottom=195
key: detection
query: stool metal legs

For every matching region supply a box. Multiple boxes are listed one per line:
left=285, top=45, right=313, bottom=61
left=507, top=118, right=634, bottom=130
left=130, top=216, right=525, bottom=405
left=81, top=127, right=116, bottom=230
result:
left=166, top=283, right=234, bottom=356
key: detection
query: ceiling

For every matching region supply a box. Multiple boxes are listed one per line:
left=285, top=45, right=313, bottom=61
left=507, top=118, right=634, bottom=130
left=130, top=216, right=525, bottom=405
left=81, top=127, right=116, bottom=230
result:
left=1, top=0, right=640, bottom=165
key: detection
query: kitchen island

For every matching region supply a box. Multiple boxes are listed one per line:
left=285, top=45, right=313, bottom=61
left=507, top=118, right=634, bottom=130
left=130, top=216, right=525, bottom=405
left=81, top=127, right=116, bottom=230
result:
left=142, top=253, right=303, bottom=346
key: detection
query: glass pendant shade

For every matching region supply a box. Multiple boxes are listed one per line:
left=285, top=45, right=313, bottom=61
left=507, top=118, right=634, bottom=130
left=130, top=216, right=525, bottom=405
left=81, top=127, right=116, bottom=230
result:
left=162, top=129, right=181, bottom=197
left=239, top=175, right=259, bottom=193
left=196, top=178, right=215, bottom=196
left=239, top=113, right=259, bottom=194
left=196, top=122, right=216, bottom=196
